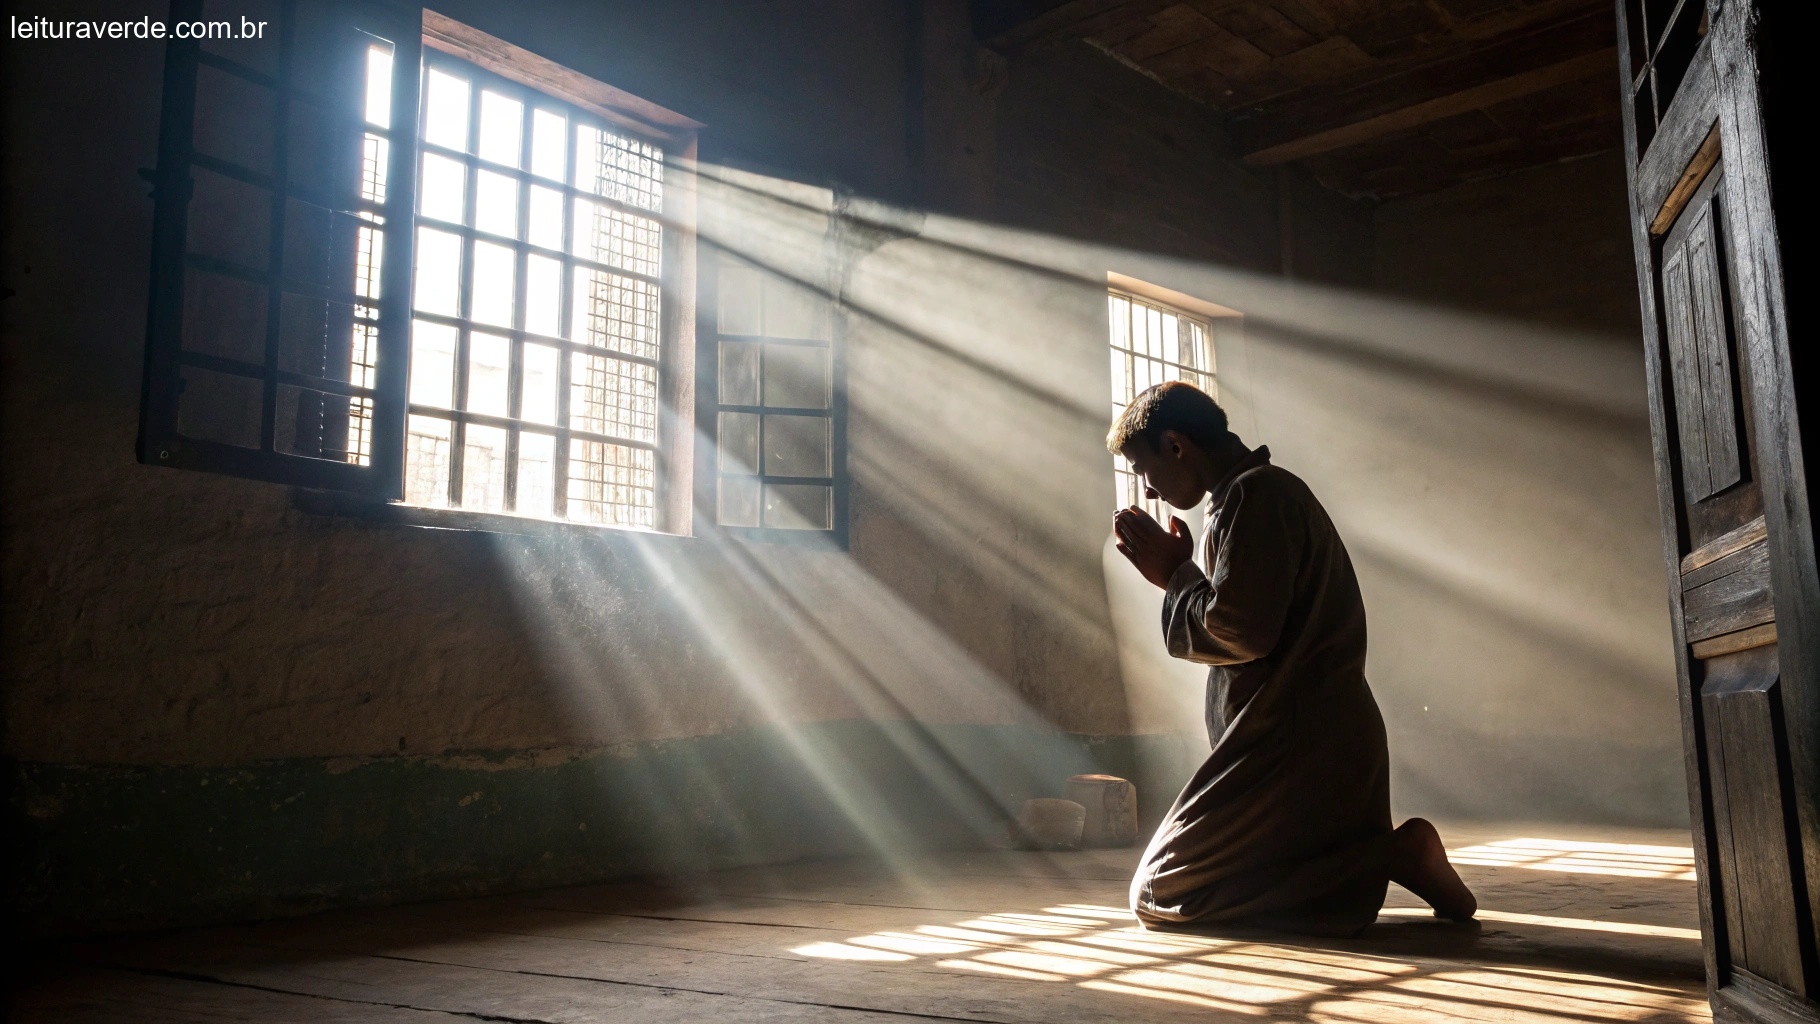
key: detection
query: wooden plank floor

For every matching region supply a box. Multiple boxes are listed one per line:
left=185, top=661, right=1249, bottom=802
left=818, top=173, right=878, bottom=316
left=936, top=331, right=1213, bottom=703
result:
left=12, top=822, right=1709, bottom=1022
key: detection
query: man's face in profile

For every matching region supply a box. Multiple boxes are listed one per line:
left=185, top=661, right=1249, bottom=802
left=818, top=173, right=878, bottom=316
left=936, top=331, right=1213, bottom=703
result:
left=1121, top=432, right=1206, bottom=511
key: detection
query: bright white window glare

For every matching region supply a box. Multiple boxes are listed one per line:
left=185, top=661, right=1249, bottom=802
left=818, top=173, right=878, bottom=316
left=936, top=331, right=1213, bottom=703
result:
left=409, top=321, right=458, bottom=408
left=423, top=69, right=470, bottom=151
left=573, top=124, right=601, bottom=194
left=475, top=169, right=519, bottom=238
left=467, top=332, right=512, bottom=417
left=363, top=46, right=392, bottom=128
left=526, top=255, right=562, bottom=337
left=461, top=423, right=510, bottom=511
left=478, top=90, right=524, bottom=167
left=531, top=109, right=566, bottom=180
left=517, top=432, right=556, bottom=517
left=522, top=344, right=560, bottom=425
left=419, top=152, right=466, bottom=224
left=470, top=242, right=516, bottom=328
left=405, top=415, right=452, bottom=506
left=413, top=227, right=463, bottom=317
left=528, top=186, right=564, bottom=250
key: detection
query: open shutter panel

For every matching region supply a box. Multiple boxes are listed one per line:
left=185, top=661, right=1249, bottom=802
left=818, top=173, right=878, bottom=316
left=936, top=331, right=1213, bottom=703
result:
left=697, top=167, right=847, bottom=544
left=139, top=0, right=419, bottom=496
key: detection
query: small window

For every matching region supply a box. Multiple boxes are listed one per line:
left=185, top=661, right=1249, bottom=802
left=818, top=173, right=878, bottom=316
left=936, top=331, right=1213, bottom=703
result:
left=1108, top=289, right=1215, bottom=523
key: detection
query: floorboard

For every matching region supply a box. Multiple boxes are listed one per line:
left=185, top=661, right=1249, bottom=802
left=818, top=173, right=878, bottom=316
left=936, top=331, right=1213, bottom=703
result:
left=12, top=822, right=1710, bottom=1023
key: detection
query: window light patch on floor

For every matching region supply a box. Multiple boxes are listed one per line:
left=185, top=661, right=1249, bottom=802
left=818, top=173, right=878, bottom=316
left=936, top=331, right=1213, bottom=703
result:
left=1447, top=838, right=1697, bottom=880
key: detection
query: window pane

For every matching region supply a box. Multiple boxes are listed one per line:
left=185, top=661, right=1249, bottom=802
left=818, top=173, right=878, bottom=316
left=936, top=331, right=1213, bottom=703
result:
left=419, top=152, right=466, bottom=224
left=355, top=225, right=384, bottom=305
left=363, top=45, right=392, bottom=129
left=360, top=134, right=389, bottom=204
left=763, top=483, right=832, bottom=531
left=423, top=69, right=469, bottom=152
left=528, top=185, right=563, bottom=249
left=763, top=276, right=828, bottom=340
left=763, top=344, right=831, bottom=409
left=574, top=199, right=661, bottom=277
left=718, top=411, right=758, bottom=474
left=573, top=125, right=602, bottom=194
left=531, top=109, right=566, bottom=180
left=571, top=352, right=657, bottom=443
left=517, top=431, right=556, bottom=517
left=477, top=90, right=523, bottom=167
left=176, top=366, right=262, bottom=449
left=575, top=124, right=664, bottom=210
left=471, top=241, right=516, bottom=328
left=718, top=475, right=760, bottom=527
left=474, top=169, right=518, bottom=238
left=522, top=343, right=559, bottom=425
left=525, top=255, right=562, bottom=337
left=462, top=423, right=509, bottom=512
left=718, top=264, right=762, bottom=335
left=410, top=320, right=458, bottom=408
left=718, top=342, right=759, bottom=406
left=467, top=331, right=511, bottom=417
left=405, top=414, right=453, bottom=506
left=413, top=227, right=462, bottom=317
left=762, top=414, right=829, bottom=478
left=572, top=268, right=659, bottom=359
left=567, top=440, right=654, bottom=527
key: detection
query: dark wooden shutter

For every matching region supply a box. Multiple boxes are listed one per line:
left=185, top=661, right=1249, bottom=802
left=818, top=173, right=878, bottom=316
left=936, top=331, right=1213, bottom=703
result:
left=138, top=0, right=419, bottom=495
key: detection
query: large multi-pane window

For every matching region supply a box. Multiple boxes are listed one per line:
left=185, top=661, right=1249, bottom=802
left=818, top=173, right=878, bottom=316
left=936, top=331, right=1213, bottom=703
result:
left=1108, top=290, right=1215, bottom=523
left=359, top=49, right=668, bottom=527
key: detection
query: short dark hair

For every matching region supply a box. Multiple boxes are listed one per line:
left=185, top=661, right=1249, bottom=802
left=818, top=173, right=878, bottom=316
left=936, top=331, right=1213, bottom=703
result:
left=1106, top=380, right=1231, bottom=455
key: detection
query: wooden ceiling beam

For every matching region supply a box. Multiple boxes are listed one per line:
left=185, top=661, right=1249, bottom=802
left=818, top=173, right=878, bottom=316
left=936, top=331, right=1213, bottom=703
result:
left=1243, top=46, right=1615, bottom=166
left=1229, top=9, right=1614, bottom=146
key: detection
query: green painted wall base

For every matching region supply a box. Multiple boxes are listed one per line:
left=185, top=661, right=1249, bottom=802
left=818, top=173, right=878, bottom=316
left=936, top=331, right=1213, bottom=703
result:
left=8, top=722, right=1202, bottom=935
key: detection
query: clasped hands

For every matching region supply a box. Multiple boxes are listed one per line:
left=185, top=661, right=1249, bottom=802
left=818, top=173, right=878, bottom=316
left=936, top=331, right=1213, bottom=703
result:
left=1113, top=505, right=1194, bottom=589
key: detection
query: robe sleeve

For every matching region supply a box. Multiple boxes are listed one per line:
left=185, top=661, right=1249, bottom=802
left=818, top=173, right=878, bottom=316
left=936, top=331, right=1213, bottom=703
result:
left=1159, top=473, right=1302, bottom=666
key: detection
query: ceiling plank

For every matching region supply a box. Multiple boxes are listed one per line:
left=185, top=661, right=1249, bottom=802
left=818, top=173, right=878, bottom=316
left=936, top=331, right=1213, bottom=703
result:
left=979, top=0, right=1177, bottom=49
left=1243, top=46, right=1615, bottom=165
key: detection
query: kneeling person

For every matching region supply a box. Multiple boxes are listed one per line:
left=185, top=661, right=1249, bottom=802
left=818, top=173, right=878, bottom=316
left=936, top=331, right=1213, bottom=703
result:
left=1109, top=381, right=1474, bottom=934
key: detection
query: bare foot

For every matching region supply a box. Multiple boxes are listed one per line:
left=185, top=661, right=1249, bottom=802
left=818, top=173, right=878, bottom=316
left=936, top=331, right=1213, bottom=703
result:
left=1390, top=818, right=1477, bottom=922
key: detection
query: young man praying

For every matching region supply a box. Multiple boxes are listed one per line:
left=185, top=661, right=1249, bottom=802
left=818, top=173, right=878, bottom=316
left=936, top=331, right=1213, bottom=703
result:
left=1109, top=381, right=1475, bottom=935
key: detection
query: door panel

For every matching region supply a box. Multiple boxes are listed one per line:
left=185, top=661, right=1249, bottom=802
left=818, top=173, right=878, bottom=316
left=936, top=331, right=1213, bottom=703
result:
left=1662, top=198, right=1743, bottom=501
left=1702, top=644, right=1807, bottom=991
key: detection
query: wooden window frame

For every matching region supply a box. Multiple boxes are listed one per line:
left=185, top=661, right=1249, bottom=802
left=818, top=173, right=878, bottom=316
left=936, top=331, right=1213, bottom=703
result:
left=141, top=5, right=708, bottom=537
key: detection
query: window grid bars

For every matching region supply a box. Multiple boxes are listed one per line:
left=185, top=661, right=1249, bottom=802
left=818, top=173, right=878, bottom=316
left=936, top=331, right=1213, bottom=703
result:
left=407, top=52, right=665, bottom=523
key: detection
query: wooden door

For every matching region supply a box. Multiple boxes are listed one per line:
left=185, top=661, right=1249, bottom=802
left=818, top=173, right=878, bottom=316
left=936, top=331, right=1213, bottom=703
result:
left=1619, top=2, right=1819, bottom=1021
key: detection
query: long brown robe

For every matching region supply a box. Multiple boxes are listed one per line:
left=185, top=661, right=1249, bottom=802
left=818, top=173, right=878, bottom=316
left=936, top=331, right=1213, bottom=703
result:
left=1130, top=445, right=1393, bottom=935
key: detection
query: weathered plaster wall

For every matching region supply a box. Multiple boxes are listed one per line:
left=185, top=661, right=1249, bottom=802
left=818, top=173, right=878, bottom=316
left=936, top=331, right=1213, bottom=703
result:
left=1358, top=151, right=1681, bottom=824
